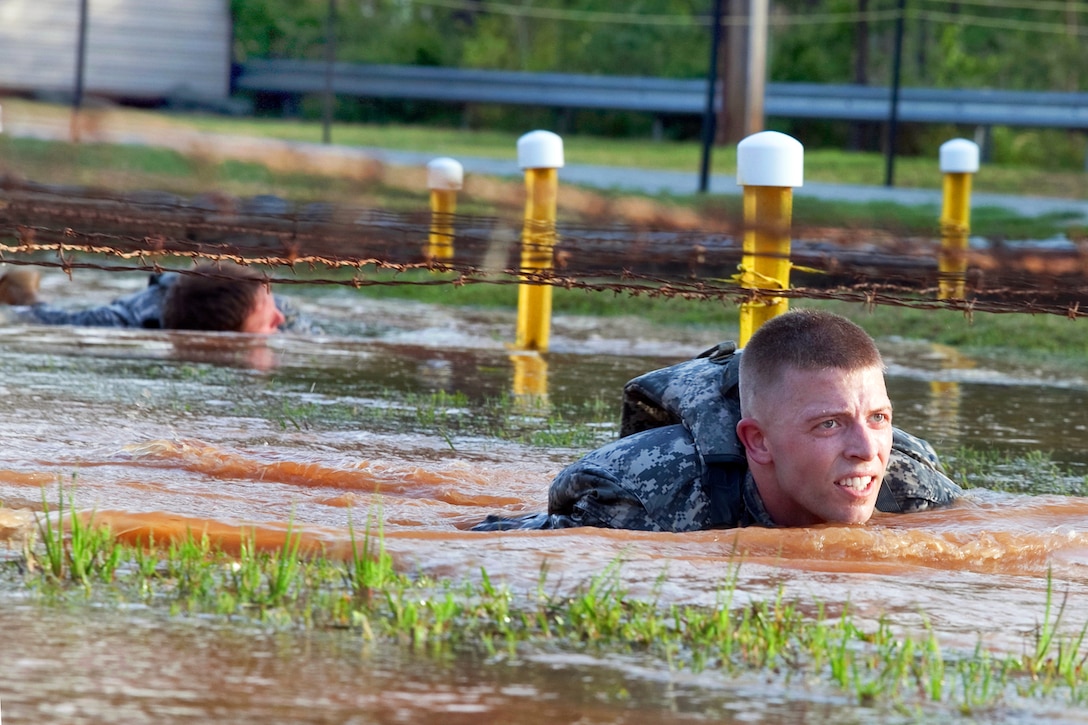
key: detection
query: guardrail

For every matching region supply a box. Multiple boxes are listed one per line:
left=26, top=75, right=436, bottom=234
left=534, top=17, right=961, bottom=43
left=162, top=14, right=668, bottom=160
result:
left=235, top=59, right=1088, bottom=130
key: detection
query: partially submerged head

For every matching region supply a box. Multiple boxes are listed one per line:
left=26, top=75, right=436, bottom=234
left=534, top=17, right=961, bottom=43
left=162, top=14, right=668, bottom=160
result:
left=162, top=262, right=285, bottom=334
left=736, top=309, right=893, bottom=527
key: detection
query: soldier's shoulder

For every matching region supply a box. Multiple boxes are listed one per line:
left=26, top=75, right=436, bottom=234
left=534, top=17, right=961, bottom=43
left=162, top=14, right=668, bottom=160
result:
left=883, top=429, right=963, bottom=512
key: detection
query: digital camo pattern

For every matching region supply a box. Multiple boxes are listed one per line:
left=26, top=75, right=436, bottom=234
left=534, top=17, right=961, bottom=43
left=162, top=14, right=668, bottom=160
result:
left=472, top=345, right=963, bottom=533
left=548, top=424, right=710, bottom=531
left=881, top=428, right=963, bottom=513
left=539, top=424, right=963, bottom=532
left=15, top=272, right=314, bottom=333
left=620, top=340, right=742, bottom=463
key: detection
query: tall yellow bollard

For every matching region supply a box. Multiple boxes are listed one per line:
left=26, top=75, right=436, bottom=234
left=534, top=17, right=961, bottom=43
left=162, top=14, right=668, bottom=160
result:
left=511, top=351, right=549, bottom=399
left=425, top=157, right=463, bottom=263
left=514, top=130, right=564, bottom=352
left=937, top=139, right=980, bottom=300
left=736, top=131, right=804, bottom=347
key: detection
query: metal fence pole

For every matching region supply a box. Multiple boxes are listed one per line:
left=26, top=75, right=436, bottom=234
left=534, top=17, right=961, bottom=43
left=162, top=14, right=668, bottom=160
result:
left=698, top=0, right=724, bottom=194
left=71, top=0, right=90, bottom=141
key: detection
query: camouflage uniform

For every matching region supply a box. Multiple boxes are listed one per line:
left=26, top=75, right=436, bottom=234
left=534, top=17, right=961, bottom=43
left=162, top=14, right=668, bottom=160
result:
left=13, top=273, right=313, bottom=333
left=473, top=341, right=962, bottom=532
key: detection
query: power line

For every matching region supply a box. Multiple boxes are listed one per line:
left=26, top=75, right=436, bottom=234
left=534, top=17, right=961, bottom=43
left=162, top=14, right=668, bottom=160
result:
left=915, top=9, right=1088, bottom=36
left=413, top=0, right=1088, bottom=34
left=412, top=0, right=902, bottom=27
left=412, top=0, right=711, bottom=26
left=919, top=0, right=1088, bottom=15
left=773, top=9, right=903, bottom=26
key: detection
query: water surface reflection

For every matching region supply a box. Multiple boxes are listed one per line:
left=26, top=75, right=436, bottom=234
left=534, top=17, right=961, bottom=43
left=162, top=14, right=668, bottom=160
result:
left=3, top=272, right=1088, bottom=722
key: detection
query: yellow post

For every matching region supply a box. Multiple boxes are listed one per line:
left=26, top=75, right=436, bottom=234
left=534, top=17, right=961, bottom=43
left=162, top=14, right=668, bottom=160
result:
left=937, top=139, right=980, bottom=300
left=926, top=343, right=974, bottom=444
left=735, top=131, right=804, bottom=347
left=739, top=186, right=793, bottom=344
left=514, top=131, right=564, bottom=352
left=425, top=157, right=463, bottom=263
left=511, top=351, right=549, bottom=398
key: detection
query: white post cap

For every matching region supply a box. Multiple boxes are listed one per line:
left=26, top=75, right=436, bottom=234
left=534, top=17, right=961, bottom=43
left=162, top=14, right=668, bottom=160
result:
left=517, top=130, right=565, bottom=170
left=939, top=138, right=980, bottom=173
left=737, top=131, right=804, bottom=187
left=426, top=157, right=463, bottom=190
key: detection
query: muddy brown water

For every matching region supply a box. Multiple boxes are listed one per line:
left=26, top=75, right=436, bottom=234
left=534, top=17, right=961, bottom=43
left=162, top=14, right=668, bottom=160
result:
left=3, top=270, right=1088, bottom=723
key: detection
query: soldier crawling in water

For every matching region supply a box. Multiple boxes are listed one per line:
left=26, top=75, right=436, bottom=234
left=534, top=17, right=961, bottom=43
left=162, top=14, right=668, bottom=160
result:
left=0, top=262, right=312, bottom=334
left=473, top=308, right=962, bottom=532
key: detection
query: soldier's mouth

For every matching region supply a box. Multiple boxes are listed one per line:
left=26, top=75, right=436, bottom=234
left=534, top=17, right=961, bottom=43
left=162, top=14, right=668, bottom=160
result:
left=836, top=475, right=875, bottom=492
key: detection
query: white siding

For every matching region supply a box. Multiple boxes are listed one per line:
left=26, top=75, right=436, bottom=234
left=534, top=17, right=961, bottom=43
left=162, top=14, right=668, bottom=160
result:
left=0, top=0, right=230, bottom=100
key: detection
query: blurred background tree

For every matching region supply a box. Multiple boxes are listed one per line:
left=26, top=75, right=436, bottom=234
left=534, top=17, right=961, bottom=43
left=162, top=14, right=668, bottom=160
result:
left=228, top=0, right=1088, bottom=161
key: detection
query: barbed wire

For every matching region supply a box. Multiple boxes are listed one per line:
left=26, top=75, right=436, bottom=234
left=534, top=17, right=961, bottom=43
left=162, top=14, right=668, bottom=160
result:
left=2, top=182, right=1086, bottom=321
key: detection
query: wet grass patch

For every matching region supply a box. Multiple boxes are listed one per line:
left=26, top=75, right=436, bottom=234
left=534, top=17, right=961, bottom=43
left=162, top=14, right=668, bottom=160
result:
left=5, top=113, right=1084, bottom=241
left=9, top=488, right=1088, bottom=716
left=365, top=389, right=618, bottom=450
left=217, top=381, right=619, bottom=450
left=946, top=447, right=1088, bottom=497
left=822, top=301, right=1088, bottom=359
left=319, top=268, right=1088, bottom=365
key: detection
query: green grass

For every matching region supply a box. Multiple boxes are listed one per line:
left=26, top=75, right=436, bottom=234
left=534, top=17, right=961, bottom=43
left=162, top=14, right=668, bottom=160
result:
left=3, top=98, right=1087, bottom=368
left=3, top=97, right=1087, bottom=239
left=179, top=112, right=1088, bottom=198
left=316, top=268, right=1087, bottom=366
left=360, top=388, right=619, bottom=450
left=945, top=447, right=1088, bottom=496
left=816, top=300, right=1088, bottom=362
left=36, top=477, right=122, bottom=586
left=12, top=486, right=1088, bottom=713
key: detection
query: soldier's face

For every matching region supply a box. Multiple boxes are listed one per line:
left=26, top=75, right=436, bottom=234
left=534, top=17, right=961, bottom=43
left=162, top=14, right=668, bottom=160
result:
left=240, top=286, right=285, bottom=335
left=742, top=364, right=893, bottom=526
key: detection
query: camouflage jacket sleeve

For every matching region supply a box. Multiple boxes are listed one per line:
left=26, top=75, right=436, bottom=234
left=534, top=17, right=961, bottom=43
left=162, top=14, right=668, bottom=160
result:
left=272, top=294, right=319, bottom=334
left=25, top=279, right=169, bottom=328
left=878, top=429, right=964, bottom=512
left=548, top=424, right=716, bottom=532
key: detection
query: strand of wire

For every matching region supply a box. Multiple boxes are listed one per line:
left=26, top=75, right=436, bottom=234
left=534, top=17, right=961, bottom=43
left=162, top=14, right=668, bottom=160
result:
left=411, top=0, right=1088, bottom=33
left=3, top=189, right=1086, bottom=319
left=3, top=226, right=1086, bottom=321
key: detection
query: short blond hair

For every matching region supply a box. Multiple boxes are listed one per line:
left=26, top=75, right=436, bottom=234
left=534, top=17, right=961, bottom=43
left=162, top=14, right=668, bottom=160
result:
left=738, top=309, right=884, bottom=416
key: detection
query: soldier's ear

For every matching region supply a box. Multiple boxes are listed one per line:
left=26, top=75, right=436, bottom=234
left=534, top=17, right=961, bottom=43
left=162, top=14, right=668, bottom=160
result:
left=736, top=418, right=772, bottom=465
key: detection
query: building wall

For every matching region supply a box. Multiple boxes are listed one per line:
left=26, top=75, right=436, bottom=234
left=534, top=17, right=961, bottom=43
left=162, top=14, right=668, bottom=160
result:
left=0, top=0, right=231, bottom=101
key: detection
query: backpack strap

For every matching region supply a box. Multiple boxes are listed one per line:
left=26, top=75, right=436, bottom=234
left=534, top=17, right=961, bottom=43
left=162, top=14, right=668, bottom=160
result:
left=619, top=340, right=741, bottom=462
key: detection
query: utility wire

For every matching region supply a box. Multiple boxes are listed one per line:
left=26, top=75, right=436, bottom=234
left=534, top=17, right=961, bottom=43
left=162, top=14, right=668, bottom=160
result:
left=915, top=9, right=1088, bottom=36
left=413, top=0, right=1088, bottom=34
left=412, top=0, right=901, bottom=27
left=919, top=0, right=1088, bottom=14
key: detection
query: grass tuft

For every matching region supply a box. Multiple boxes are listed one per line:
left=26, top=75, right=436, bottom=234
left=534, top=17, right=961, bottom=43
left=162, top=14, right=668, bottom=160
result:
left=10, top=502, right=1088, bottom=713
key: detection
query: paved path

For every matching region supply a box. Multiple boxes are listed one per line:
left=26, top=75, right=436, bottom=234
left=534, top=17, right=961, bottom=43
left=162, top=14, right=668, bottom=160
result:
left=5, top=103, right=1088, bottom=222
left=359, top=146, right=1088, bottom=221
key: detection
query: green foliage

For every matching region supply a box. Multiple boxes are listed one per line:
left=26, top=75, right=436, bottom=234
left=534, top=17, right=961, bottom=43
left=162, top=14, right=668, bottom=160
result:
left=13, top=511, right=1088, bottom=712
left=931, top=23, right=1003, bottom=89
left=942, top=447, right=1088, bottom=496
left=227, top=0, right=1088, bottom=153
left=807, top=300, right=1088, bottom=359
left=770, top=0, right=859, bottom=83
left=989, top=128, right=1088, bottom=171
left=35, top=479, right=122, bottom=587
